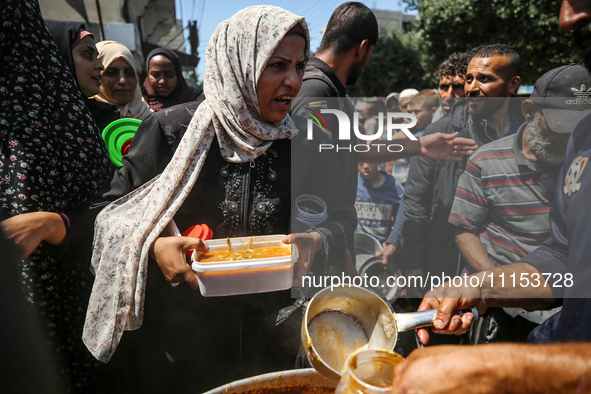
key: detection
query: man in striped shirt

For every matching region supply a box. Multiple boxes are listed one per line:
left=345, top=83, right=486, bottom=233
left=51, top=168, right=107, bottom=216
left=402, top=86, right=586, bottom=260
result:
left=448, top=64, right=591, bottom=341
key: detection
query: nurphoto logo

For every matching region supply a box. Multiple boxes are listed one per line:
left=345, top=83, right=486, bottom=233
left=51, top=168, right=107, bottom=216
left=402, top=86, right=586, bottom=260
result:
left=304, top=108, right=418, bottom=153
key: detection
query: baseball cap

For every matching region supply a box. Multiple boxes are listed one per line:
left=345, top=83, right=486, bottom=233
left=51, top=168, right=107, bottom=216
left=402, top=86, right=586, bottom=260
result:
left=530, top=63, right=591, bottom=133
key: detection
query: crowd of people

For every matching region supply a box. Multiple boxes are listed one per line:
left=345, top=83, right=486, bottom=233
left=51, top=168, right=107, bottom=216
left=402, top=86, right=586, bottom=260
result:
left=2, top=0, right=591, bottom=392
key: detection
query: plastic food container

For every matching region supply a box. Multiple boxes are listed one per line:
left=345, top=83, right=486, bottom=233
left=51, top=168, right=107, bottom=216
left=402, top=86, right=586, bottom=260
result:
left=191, top=235, right=297, bottom=297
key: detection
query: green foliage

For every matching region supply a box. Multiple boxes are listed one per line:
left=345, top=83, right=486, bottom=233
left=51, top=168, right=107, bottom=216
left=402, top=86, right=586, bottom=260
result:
left=188, top=71, right=201, bottom=83
left=348, top=30, right=436, bottom=97
left=401, top=0, right=582, bottom=85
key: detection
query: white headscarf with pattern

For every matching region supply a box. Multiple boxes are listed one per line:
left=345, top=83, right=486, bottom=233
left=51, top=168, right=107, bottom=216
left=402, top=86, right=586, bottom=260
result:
left=83, top=6, right=309, bottom=362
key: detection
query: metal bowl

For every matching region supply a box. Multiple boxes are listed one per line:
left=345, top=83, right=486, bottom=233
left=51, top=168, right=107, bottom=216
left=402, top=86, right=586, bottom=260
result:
left=359, top=256, right=403, bottom=303
left=203, top=368, right=337, bottom=394
left=354, top=232, right=383, bottom=271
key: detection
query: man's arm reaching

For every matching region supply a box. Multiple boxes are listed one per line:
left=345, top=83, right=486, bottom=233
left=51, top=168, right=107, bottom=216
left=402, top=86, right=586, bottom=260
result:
left=357, top=132, right=477, bottom=163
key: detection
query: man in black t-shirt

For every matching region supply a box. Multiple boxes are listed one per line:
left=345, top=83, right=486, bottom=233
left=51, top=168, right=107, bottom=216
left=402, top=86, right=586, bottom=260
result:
left=292, top=2, right=378, bottom=229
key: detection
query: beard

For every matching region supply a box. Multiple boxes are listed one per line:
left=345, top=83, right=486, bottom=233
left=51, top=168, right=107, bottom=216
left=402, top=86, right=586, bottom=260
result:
left=346, top=49, right=372, bottom=85
left=346, top=61, right=364, bottom=85
left=525, top=113, right=567, bottom=165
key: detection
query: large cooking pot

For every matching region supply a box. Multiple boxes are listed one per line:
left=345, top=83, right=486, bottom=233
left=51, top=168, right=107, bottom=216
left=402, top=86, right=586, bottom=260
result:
left=203, top=368, right=337, bottom=394
left=302, top=285, right=477, bottom=380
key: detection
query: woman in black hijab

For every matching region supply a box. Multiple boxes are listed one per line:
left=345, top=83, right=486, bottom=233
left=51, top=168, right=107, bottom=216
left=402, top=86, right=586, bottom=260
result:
left=142, top=47, right=198, bottom=111
left=45, top=20, right=120, bottom=130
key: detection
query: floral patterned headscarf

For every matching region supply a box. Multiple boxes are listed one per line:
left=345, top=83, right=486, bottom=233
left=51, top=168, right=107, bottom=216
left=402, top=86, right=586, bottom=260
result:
left=83, top=6, right=309, bottom=362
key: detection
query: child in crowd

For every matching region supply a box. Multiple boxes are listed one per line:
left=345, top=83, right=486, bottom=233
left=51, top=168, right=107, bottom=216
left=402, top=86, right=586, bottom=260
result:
left=356, top=160, right=404, bottom=265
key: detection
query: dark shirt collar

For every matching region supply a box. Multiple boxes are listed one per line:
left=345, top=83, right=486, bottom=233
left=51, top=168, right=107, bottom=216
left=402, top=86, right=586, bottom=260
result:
left=487, top=106, right=522, bottom=140
left=508, top=107, right=522, bottom=135
left=308, top=57, right=348, bottom=97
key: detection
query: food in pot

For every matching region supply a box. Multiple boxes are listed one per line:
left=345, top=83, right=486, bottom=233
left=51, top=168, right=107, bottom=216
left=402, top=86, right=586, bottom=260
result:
left=198, top=246, right=290, bottom=262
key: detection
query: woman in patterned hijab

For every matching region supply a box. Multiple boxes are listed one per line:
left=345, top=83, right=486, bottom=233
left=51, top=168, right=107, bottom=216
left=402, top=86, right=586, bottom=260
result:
left=84, top=5, right=310, bottom=364
left=93, top=40, right=152, bottom=120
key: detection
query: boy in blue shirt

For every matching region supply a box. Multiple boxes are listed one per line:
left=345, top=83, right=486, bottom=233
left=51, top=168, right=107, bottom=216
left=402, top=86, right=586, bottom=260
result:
left=356, top=161, right=404, bottom=265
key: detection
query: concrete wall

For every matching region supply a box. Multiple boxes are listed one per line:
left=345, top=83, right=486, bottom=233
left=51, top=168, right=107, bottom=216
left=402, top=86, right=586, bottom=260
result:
left=39, top=0, right=123, bottom=23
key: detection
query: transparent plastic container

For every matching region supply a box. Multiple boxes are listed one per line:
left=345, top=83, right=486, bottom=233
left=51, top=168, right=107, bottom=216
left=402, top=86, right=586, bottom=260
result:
left=335, top=348, right=404, bottom=394
left=294, top=194, right=328, bottom=227
left=191, top=235, right=297, bottom=297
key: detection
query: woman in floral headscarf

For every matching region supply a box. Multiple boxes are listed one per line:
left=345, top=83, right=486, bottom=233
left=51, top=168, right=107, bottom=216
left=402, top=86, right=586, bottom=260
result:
left=84, top=5, right=354, bottom=393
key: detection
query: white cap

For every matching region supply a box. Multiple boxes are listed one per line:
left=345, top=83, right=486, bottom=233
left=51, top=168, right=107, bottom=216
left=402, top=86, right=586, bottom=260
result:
left=399, top=88, right=419, bottom=97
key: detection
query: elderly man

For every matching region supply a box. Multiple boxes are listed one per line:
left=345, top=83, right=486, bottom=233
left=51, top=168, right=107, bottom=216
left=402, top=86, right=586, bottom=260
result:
left=391, top=2, right=591, bottom=392
left=451, top=64, right=585, bottom=273
left=449, top=64, right=589, bottom=343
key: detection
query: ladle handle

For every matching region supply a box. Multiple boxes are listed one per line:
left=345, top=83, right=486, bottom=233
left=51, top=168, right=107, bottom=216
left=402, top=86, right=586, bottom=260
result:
left=395, top=307, right=479, bottom=333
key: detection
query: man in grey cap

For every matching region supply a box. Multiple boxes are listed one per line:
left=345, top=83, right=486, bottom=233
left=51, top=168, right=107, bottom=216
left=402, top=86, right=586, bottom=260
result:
left=447, top=64, right=591, bottom=344
left=533, top=64, right=591, bottom=134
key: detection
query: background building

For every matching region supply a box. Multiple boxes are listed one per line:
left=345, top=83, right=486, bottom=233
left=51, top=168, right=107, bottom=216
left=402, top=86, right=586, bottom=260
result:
left=372, top=8, right=419, bottom=36
left=39, top=0, right=199, bottom=79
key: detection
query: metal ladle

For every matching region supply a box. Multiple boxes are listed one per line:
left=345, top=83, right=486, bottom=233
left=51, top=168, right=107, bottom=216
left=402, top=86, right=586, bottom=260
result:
left=301, top=285, right=477, bottom=380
